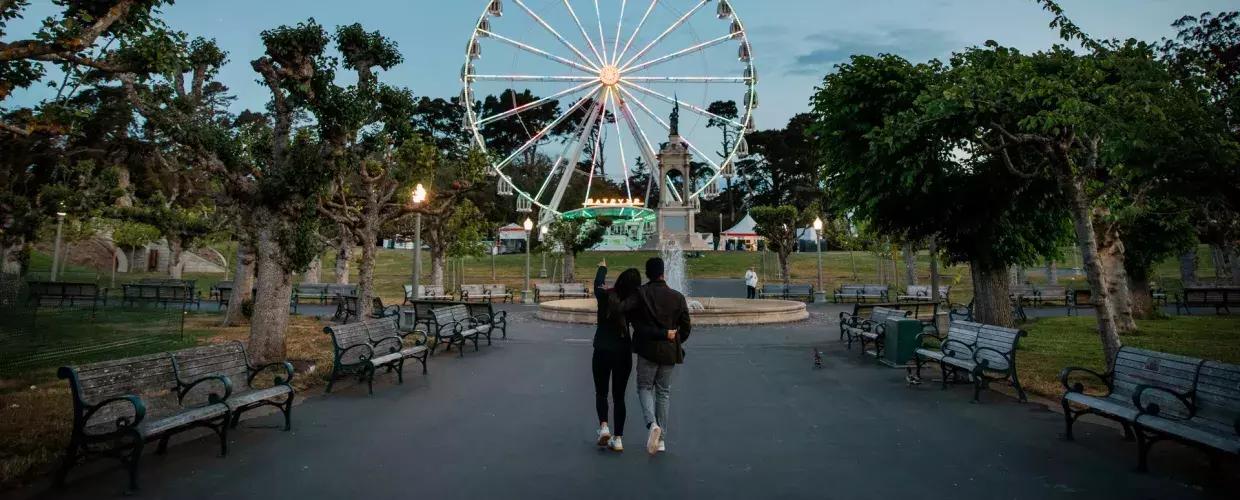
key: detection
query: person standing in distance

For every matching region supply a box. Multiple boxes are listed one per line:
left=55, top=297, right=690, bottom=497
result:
left=744, top=266, right=758, bottom=299
left=623, top=257, right=692, bottom=456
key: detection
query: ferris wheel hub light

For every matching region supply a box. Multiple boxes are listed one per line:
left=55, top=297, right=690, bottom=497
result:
left=599, top=65, right=621, bottom=86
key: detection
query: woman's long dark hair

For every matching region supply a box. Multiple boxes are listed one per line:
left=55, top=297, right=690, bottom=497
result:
left=613, top=268, right=642, bottom=301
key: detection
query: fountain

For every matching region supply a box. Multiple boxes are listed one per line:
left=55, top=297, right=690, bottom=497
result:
left=537, top=241, right=809, bottom=326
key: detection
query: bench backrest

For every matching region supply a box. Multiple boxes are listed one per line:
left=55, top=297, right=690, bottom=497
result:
left=59, top=353, right=181, bottom=431
left=761, top=284, right=785, bottom=293
left=420, top=285, right=446, bottom=297
left=296, top=283, right=327, bottom=295
left=1193, top=360, right=1240, bottom=433
left=324, top=322, right=372, bottom=365
left=1039, top=285, right=1067, bottom=296
left=906, top=285, right=950, bottom=298
left=29, top=281, right=100, bottom=297
left=971, top=323, right=1025, bottom=371
left=460, top=284, right=486, bottom=297
left=1182, top=287, right=1239, bottom=304
left=841, top=284, right=886, bottom=295
left=942, top=321, right=985, bottom=360
left=431, top=304, right=472, bottom=326
left=869, top=307, right=910, bottom=326
left=327, top=284, right=358, bottom=297
left=1111, top=347, right=1204, bottom=419
left=171, top=342, right=253, bottom=399
left=787, top=285, right=813, bottom=294
left=561, top=283, right=587, bottom=294
left=485, top=284, right=508, bottom=295
left=364, top=316, right=402, bottom=343
left=213, top=281, right=234, bottom=291
left=535, top=283, right=560, bottom=293
left=466, top=302, right=494, bottom=319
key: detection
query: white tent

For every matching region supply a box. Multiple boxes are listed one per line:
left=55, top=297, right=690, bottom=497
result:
left=796, top=227, right=820, bottom=242
left=721, top=214, right=763, bottom=251
left=497, top=223, right=527, bottom=241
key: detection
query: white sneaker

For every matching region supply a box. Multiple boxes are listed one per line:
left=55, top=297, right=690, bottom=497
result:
left=646, top=424, right=662, bottom=456
left=657, top=439, right=666, bottom=453
left=608, top=436, right=624, bottom=452
left=597, top=424, right=612, bottom=447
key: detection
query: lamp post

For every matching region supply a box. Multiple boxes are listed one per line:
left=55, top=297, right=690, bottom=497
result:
left=813, top=217, right=826, bottom=303
left=539, top=225, right=549, bottom=278
left=51, top=210, right=67, bottom=282
left=411, top=184, right=427, bottom=301
left=523, top=218, right=534, bottom=304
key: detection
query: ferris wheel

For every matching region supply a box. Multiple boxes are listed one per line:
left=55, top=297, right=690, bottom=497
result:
left=462, top=0, right=757, bottom=226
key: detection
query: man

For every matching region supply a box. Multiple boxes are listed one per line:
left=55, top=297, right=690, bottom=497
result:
left=744, top=266, right=758, bottom=299
left=623, top=257, right=692, bottom=456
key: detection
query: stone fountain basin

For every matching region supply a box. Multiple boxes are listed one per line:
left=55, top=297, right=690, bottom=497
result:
left=536, top=298, right=809, bottom=326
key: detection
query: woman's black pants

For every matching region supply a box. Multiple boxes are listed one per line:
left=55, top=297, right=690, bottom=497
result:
left=592, top=349, right=632, bottom=436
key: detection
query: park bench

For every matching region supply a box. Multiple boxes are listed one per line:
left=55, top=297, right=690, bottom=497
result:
left=327, top=284, right=358, bottom=300
left=785, top=284, right=814, bottom=301
left=293, top=283, right=329, bottom=304
left=461, top=283, right=514, bottom=303
left=484, top=284, right=514, bottom=303
left=429, top=304, right=486, bottom=357
left=560, top=282, right=590, bottom=299
left=757, top=284, right=786, bottom=299
left=1067, top=288, right=1098, bottom=315
left=1036, top=285, right=1070, bottom=307
left=324, top=317, right=421, bottom=394
left=460, top=284, right=487, bottom=302
left=364, top=316, right=429, bottom=375
left=1133, top=359, right=1240, bottom=472
left=897, top=285, right=951, bottom=303
left=911, top=320, right=1028, bottom=402
left=1175, top=286, right=1240, bottom=315
left=121, top=283, right=200, bottom=309
left=1150, top=285, right=1169, bottom=306
left=209, top=281, right=233, bottom=303
left=171, top=342, right=295, bottom=431
left=839, top=306, right=910, bottom=357
left=1060, top=347, right=1204, bottom=452
left=949, top=298, right=1027, bottom=323
left=419, top=284, right=454, bottom=301
left=371, top=297, right=400, bottom=318
left=26, top=281, right=107, bottom=309
left=466, top=302, right=508, bottom=340
left=832, top=284, right=889, bottom=303
left=401, top=300, right=448, bottom=334
left=57, top=352, right=231, bottom=492
left=332, top=293, right=360, bottom=323
left=534, top=283, right=563, bottom=302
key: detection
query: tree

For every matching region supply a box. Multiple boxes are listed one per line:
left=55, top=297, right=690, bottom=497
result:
left=706, top=100, right=740, bottom=221
left=808, top=53, right=1069, bottom=327
left=733, top=114, right=822, bottom=210
left=413, top=149, right=489, bottom=288
left=751, top=206, right=803, bottom=285
left=546, top=217, right=609, bottom=283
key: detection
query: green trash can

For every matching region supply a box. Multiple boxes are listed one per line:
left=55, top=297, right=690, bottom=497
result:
left=881, top=318, right=924, bottom=368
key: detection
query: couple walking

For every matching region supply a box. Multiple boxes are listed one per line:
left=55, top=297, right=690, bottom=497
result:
left=591, top=257, right=692, bottom=455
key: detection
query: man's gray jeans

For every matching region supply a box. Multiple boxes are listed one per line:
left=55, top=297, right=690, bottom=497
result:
left=636, top=356, right=674, bottom=435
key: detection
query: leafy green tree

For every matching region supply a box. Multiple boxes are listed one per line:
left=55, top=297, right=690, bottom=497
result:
left=751, top=206, right=804, bottom=285
left=546, top=217, right=610, bottom=283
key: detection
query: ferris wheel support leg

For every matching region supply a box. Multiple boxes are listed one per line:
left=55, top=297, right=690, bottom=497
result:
left=544, top=96, right=607, bottom=227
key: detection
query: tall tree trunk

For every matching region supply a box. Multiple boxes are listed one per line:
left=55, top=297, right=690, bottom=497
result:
left=303, top=255, right=322, bottom=284
left=902, top=242, right=917, bottom=287
left=357, top=234, right=376, bottom=319
left=1065, top=176, right=1122, bottom=370
left=223, top=242, right=254, bottom=327
left=1210, top=245, right=1225, bottom=280
left=115, top=166, right=133, bottom=208
left=970, top=260, right=1014, bottom=327
left=928, top=238, right=941, bottom=302
left=167, top=237, right=185, bottom=279
left=249, top=217, right=292, bottom=364
left=563, top=251, right=576, bottom=283
left=779, top=250, right=791, bottom=285
left=1046, top=260, right=1058, bottom=285
left=1179, top=250, right=1197, bottom=287
left=1129, top=268, right=1155, bottom=320
left=1098, top=222, right=1137, bottom=334
left=431, top=251, right=446, bottom=288
left=334, top=235, right=352, bottom=285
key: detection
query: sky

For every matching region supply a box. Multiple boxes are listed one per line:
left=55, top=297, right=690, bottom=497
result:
left=8, top=0, right=1237, bottom=129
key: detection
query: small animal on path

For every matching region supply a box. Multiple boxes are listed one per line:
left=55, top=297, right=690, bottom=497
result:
left=812, top=347, right=824, bottom=369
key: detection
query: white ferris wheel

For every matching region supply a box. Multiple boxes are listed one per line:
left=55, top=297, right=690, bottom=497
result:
left=462, top=0, right=757, bottom=227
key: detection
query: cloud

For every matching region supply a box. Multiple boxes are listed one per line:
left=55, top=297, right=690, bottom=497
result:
left=786, top=27, right=960, bottom=76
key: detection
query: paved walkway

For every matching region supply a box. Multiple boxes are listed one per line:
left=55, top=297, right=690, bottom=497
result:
left=33, top=290, right=1236, bottom=499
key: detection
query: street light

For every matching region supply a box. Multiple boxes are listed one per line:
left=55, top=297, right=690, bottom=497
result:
left=411, top=184, right=427, bottom=301
left=813, top=217, right=825, bottom=303
left=523, top=217, right=534, bottom=304
left=52, top=210, right=67, bottom=282
left=539, top=225, right=549, bottom=278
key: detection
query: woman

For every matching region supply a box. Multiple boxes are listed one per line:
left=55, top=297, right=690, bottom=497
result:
left=593, top=258, right=642, bottom=452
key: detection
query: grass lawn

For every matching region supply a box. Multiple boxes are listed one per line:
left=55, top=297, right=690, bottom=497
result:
left=0, top=312, right=340, bottom=490
left=1017, top=315, right=1240, bottom=398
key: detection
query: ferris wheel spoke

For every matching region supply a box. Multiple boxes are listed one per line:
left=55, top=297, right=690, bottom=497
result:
left=533, top=90, right=606, bottom=205
left=612, top=0, right=627, bottom=67
left=477, top=80, right=597, bottom=126
left=494, top=85, right=603, bottom=173
left=622, top=76, right=751, bottom=83
left=620, top=0, right=710, bottom=71
left=614, top=94, right=662, bottom=206
left=512, top=0, right=600, bottom=71
left=615, top=0, right=657, bottom=66
left=622, top=33, right=740, bottom=74
left=617, top=85, right=723, bottom=174
left=561, top=0, right=606, bottom=67
left=622, top=80, right=747, bottom=129
left=546, top=96, right=607, bottom=218
left=594, top=0, right=610, bottom=64
left=605, top=91, right=634, bottom=200
left=470, top=75, right=596, bottom=82
left=583, top=103, right=605, bottom=203
left=481, top=30, right=598, bottom=74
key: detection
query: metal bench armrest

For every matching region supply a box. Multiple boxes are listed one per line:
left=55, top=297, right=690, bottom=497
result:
left=338, top=343, right=375, bottom=362
left=913, top=332, right=944, bottom=348
left=400, top=328, right=429, bottom=345
left=838, top=311, right=860, bottom=325
left=372, top=336, right=404, bottom=355
left=472, top=312, right=493, bottom=324
left=972, top=346, right=1015, bottom=373
left=249, top=361, right=295, bottom=386
left=1059, top=366, right=1111, bottom=395
left=178, top=375, right=233, bottom=405
left=1133, top=385, right=1196, bottom=420
left=83, top=395, right=147, bottom=432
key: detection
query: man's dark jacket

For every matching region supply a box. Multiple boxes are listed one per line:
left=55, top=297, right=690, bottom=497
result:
left=622, top=280, right=692, bottom=365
